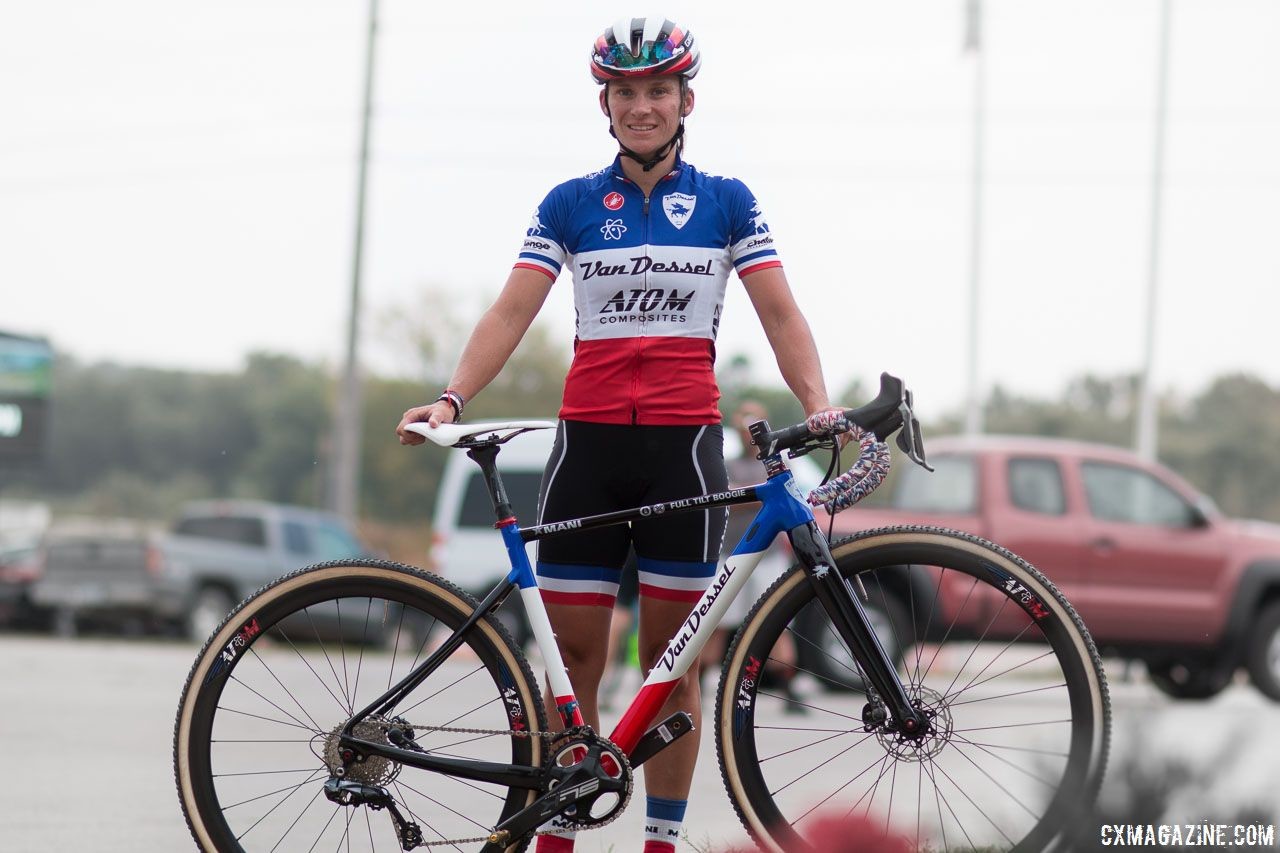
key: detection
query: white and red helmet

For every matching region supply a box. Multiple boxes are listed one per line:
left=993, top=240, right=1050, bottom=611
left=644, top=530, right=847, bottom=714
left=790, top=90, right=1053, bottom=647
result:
left=590, top=17, right=701, bottom=84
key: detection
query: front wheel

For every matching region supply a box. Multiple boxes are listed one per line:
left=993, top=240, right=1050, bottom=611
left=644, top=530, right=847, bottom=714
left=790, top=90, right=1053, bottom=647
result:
left=174, top=560, right=547, bottom=852
left=716, top=526, right=1110, bottom=853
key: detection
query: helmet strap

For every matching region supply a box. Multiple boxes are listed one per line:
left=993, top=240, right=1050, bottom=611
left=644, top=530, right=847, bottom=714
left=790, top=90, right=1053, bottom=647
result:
left=610, top=122, right=683, bottom=172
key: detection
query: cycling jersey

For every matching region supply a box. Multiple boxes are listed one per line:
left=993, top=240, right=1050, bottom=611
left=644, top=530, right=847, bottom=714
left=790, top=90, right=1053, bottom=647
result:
left=515, top=156, right=782, bottom=426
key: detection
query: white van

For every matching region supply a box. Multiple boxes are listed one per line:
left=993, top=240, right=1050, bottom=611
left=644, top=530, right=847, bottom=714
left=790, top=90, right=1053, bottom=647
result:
left=430, top=424, right=825, bottom=646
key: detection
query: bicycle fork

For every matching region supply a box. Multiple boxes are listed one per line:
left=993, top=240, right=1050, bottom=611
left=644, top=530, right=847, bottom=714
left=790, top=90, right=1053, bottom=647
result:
left=788, top=522, right=929, bottom=738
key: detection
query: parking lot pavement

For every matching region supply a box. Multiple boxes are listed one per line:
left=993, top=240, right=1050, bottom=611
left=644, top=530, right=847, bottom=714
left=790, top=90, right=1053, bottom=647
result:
left=2, top=636, right=1277, bottom=852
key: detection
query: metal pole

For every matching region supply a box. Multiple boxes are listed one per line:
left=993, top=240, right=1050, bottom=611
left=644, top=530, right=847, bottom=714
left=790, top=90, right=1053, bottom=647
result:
left=964, top=0, right=986, bottom=436
left=1135, top=0, right=1171, bottom=461
left=332, top=0, right=379, bottom=521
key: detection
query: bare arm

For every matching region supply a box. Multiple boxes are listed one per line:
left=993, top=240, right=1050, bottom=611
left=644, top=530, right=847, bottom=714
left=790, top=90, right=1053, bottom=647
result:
left=742, top=266, right=831, bottom=415
left=396, top=267, right=554, bottom=444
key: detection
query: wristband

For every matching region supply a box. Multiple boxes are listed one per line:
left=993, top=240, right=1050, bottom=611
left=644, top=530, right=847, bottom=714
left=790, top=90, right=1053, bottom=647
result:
left=436, top=389, right=465, bottom=421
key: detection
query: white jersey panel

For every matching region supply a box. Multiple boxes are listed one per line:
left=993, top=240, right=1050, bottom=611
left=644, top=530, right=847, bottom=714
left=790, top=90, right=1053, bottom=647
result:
left=571, top=244, right=732, bottom=341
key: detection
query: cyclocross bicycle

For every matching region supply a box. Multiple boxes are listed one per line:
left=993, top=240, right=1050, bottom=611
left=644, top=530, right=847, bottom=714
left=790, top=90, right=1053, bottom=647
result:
left=174, top=373, right=1110, bottom=852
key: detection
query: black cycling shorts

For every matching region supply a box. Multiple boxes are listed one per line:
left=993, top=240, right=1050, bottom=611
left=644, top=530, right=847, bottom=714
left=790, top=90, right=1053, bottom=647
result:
left=535, top=420, right=728, bottom=608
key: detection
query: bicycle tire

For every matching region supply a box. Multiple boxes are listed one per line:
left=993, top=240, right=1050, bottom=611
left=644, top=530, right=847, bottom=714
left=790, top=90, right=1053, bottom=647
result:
left=174, top=560, right=547, bottom=852
left=716, top=526, right=1110, bottom=853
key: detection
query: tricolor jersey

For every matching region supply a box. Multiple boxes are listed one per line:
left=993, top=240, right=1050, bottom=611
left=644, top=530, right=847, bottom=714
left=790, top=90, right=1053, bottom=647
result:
left=515, top=156, right=781, bottom=425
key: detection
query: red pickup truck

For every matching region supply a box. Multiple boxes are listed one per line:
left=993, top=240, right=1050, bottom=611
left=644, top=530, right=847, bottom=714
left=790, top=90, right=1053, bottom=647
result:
left=832, top=434, right=1280, bottom=701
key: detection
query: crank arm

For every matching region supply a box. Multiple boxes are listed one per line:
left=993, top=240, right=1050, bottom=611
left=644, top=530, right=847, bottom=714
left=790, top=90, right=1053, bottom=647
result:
left=628, top=712, right=695, bottom=768
left=481, top=742, right=625, bottom=853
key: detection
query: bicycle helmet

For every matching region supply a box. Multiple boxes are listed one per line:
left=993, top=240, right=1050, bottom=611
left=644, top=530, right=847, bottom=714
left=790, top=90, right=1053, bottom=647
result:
left=590, top=17, right=700, bottom=84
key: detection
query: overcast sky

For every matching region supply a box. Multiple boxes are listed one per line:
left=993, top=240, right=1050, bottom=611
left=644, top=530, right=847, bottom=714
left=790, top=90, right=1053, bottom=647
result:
left=3, top=0, right=1277, bottom=421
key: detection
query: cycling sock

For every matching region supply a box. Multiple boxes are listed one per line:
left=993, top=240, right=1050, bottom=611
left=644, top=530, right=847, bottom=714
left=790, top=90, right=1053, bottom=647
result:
left=643, top=795, right=687, bottom=852
left=535, top=829, right=575, bottom=853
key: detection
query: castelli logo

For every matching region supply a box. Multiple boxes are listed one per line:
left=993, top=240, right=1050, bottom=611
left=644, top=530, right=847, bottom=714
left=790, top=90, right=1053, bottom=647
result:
left=603, top=192, right=624, bottom=211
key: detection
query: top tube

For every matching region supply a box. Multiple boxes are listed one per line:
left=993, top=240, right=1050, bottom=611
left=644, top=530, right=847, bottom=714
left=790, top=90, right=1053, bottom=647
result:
left=518, top=483, right=764, bottom=543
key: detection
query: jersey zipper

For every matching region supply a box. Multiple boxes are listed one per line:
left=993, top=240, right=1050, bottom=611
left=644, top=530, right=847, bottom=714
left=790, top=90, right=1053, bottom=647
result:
left=633, top=192, right=651, bottom=425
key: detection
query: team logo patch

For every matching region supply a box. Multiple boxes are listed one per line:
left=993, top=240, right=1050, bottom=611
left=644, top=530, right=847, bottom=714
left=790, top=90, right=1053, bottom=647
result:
left=750, top=199, right=769, bottom=234
left=603, top=191, right=624, bottom=211
left=527, top=211, right=544, bottom=236
left=662, top=193, right=696, bottom=229
left=600, top=218, right=627, bottom=240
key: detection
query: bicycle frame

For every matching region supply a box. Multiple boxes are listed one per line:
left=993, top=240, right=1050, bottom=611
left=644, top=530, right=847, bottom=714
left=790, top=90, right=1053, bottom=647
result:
left=336, top=429, right=922, bottom=840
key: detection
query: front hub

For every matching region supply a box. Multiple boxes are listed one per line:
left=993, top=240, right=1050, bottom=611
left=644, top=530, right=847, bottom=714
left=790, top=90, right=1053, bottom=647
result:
left=874, top=686, right=952, bottom=761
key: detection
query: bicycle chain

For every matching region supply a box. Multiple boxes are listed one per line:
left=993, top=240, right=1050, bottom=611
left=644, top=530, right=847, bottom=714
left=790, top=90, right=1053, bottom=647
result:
left=359, top=721, right=631, bottom=848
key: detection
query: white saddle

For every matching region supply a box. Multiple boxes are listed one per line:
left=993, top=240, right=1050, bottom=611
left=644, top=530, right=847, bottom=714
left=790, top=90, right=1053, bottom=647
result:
left=405, top=419, right=557, bottom=448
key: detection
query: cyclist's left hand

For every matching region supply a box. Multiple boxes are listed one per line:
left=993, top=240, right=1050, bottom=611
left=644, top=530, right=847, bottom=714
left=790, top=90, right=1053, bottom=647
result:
left=396, top=400, right=456, bottom=445
left=807, top=406, right=855, bottom=450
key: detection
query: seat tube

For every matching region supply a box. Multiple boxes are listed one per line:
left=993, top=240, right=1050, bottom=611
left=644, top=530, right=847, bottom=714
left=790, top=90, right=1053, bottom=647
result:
left=498, top=521, right=584, bottom=729
left=788, top=522, right=927, bottom=733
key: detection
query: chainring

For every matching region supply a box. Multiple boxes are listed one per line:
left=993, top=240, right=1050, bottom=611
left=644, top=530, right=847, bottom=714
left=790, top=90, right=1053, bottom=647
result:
left=541, top=726, right=633, bottom=831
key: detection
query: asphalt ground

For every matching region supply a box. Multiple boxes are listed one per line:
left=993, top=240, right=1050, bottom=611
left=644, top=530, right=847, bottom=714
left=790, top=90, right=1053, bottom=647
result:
left=1, top=635, right=1278, bottom=852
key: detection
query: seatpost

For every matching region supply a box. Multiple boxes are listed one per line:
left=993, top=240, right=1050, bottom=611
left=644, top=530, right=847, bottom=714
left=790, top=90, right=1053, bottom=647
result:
left=466, top=445, right=514, bottom=522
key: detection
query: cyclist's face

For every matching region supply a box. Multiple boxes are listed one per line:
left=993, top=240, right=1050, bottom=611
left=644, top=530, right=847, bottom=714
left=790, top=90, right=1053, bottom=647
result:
left=601, top=75, right=693, bottom=157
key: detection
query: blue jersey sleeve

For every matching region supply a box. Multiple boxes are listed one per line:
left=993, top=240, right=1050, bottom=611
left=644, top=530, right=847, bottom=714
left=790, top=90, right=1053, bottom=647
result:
left=723, top=179, right=782, bottom=277
left=514, top=183, right=573, bottom=281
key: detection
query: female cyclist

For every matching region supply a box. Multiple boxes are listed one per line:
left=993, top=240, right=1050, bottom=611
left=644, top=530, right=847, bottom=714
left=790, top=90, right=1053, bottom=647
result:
left=397, top=17, right=840, bottom=853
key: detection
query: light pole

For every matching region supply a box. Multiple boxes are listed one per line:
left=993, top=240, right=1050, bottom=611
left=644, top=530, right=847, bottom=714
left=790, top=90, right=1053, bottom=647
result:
left=964, top=0, right=986, bottom=436
left=332, top=0, right=379, bottom=522
left=1135, top=0, right=1172, bottom=461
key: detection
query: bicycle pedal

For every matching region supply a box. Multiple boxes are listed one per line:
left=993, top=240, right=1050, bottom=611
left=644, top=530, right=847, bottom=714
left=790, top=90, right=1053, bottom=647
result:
left=628, top=712, right=695, bottom=767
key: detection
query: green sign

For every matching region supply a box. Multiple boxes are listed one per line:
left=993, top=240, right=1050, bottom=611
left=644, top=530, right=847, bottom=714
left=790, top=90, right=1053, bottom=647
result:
left=0, top=333, right=53, bottom=396
left=0, top=332, right=53, bottom=460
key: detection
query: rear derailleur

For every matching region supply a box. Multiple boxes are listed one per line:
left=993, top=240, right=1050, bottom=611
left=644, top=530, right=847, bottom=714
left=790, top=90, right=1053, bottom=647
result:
left=324, top=778, right=423, bottom=850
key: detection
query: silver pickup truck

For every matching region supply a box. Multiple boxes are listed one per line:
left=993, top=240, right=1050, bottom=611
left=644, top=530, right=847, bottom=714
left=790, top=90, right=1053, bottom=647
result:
left=31, top=500, right=372, bottom=640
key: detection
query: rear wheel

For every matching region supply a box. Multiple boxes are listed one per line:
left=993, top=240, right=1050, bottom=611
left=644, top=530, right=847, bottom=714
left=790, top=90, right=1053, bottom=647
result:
left=174, top=560, right=546, bottom=852
left=716, top=527, right=1110, bottom=853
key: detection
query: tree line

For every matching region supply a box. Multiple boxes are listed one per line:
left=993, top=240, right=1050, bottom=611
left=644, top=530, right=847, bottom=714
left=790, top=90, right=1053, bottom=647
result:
left=5, top=345, right=1280, bottom=529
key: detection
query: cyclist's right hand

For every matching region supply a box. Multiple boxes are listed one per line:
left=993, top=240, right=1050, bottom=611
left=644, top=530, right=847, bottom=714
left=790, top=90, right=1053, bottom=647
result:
left=397, top=401, right=457, bottom=445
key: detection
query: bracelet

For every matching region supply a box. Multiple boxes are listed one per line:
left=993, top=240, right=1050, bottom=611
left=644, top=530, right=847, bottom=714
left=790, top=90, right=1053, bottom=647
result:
left=436, top=389, right=465, bottom=421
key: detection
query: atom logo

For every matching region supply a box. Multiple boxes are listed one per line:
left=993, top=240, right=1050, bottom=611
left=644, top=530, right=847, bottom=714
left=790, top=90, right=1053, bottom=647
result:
left=600, top=218, right=627, bottom=240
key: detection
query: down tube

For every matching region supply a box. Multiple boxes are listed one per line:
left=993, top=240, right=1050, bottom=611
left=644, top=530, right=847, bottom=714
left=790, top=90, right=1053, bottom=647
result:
left=609, top=480, right=809, bottom=754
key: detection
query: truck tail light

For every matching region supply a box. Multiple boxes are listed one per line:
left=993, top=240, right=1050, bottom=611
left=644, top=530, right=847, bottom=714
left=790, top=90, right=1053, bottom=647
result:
left=145, top=544, right=166, bottom=578
left=427, top=532, right=445, bottom=571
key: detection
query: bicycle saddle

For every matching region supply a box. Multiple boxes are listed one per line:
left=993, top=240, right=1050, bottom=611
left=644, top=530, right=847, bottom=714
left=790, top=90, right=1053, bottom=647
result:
left=405, top=420, right=557, bottom=448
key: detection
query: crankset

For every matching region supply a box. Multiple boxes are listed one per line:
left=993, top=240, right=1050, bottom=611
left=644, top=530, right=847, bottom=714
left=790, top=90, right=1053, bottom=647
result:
left=481, top=726, right=633, bottom=852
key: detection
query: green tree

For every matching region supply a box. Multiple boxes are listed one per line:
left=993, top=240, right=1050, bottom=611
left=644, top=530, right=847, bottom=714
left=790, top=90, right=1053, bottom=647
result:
left=238, top=353, right=329, bottom=505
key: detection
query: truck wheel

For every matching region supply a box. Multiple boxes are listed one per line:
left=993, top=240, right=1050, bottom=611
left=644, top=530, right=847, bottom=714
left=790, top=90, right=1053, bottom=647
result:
left=1147, top=661, right=1231, bottom=700
left=1246, top=601, right=1280, bottom=701
left=54, top=606, right=79, bottom=639
left=188, top=587, right=236, bottom=643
